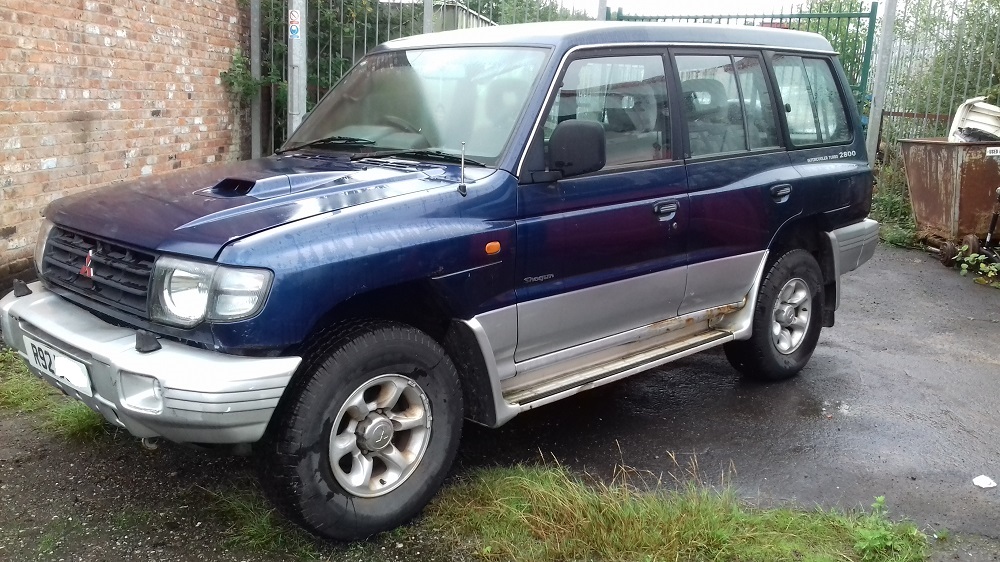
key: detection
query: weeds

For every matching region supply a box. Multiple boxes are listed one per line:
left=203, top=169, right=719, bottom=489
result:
left=872, top=160, right=918, bottom=247
left=36, top=518, right=84, bottom=556
left=205, top=483, right=320, bottom=559
left=424, top=462, right=927, bottom=562
left=45, top=402, right=108, bottom=440
left=0, top=347, right=107, bottom=439
left=956, top=249, right=1000, bottom=288
left=0, top=348, right=57, bottom=413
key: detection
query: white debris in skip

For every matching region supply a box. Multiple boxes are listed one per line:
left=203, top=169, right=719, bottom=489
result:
left=973, top=475, right=997, bottom=489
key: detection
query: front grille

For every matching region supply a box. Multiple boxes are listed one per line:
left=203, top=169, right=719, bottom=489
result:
left=42, top=227, right=155, bottom=318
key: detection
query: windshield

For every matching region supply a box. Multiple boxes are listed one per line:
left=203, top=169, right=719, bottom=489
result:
left=281, top=47, right=549, bottom=167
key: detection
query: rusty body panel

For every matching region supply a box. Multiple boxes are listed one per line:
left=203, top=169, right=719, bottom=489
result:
left=900, top=138, right=1000, bottom=241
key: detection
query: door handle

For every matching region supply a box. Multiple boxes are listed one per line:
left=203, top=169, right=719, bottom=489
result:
left=653, top=200, right=679, bottom=221
left=770, top=183, right=792, bottom=203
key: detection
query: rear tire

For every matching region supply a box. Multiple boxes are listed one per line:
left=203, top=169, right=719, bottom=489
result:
left=257, top=321, right=463, bottom=540
left=724, top=249, right=824, bottom=381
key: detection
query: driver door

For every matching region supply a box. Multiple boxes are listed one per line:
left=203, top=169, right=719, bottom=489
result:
left=514, top=49, right=689, bottom=362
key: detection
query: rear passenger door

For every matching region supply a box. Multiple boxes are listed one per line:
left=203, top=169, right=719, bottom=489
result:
left=514, top=50, right=689, bottom=362
left=767, top=53, right=870, bottom=225
left=670, top=49, right=800, bottom=315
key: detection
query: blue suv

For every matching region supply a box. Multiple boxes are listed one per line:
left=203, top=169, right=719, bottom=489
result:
left=1, top=21, right=879, bottom=539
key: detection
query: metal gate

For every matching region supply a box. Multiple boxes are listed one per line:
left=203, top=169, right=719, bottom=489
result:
left=254, top=0, right=590, bottom=153
left=256, top=0, right=430, bottom=152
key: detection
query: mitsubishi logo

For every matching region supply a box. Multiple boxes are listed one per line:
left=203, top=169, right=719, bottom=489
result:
left=79, top=250, right=94, bottom=279
left=373, top=425, right=391, bottom=448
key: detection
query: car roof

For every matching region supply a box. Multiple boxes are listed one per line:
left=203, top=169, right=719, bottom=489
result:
left=378, top=21, right=835, bottom=54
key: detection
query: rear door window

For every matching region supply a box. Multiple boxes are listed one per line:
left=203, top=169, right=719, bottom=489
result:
left=675, top=53, right=781, bottom=158
left=771, top=55, right=851, bottom=146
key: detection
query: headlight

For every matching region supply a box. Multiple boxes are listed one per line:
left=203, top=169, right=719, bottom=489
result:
left=34, top=219, right=55, bottom=276
left=150, top=257, right=272, bottom=328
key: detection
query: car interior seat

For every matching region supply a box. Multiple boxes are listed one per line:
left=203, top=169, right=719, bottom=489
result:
left=604, top=81, right=664, bottom=165
left=682, top=78, right=746, bottom=156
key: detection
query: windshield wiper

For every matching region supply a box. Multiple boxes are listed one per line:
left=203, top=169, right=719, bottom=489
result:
left=350, top=149, right=486, bottom=167
left=276, top=136, right=376, bottom=154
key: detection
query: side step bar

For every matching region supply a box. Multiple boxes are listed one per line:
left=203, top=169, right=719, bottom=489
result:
left=503, top=329, right=732, bottom=406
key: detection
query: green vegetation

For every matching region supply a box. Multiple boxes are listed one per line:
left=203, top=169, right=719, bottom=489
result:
left=206, top=483, right=321, bottom=559
left=955, top=247, right=1000, bottom=289
left=895, top=0, right=1000, bottom=117
left=424, top=465, right=926, bottom=562
left=871, top=160, right=918, bottom=247
left=197, top=463, right=927, bottom=562
left=36, top=518, right=84, bottom=556
left=796, top=0, right=876, bottom=105
left=221, top=50, right=264, bottom=105
left=0, top=347, right=106, bottom=440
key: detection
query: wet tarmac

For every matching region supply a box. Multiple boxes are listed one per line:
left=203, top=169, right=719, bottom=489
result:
left=458, top=245, right=1000, bottom=540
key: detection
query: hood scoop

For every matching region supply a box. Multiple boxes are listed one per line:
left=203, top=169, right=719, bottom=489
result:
left=199, top=175, right=291, bottom=199
left=199, top=171, right=354, bottom=200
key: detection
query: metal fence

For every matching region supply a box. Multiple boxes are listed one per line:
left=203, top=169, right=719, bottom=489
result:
left=257, top=0, right=430, bottom=150
left=876, top=0, right=1000, bottom=151
left=255, top=0, right=592, bottom=152
left=251, top=0, right=929, bottom=159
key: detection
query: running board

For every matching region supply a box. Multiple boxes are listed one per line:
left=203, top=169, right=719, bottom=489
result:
left=503, top=329, right=732, bottom=407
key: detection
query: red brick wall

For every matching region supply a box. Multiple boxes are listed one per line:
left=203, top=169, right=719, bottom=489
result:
left=0, top=0, right=245, bottom=291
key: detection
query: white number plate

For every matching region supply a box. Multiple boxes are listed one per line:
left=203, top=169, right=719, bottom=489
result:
left=987, top=147, right=1000, bottom=157
left=22, top=335, right=93, bottom=397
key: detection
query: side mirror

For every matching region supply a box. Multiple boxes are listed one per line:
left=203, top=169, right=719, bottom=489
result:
left=548, top=120, right=606, bottom=178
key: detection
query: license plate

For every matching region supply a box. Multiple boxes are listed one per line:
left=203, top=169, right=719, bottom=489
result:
left=22, top=335, right=93, bottom=397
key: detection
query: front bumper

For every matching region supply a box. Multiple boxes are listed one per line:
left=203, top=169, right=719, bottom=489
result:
left=1, top=282, right=301, bottom=444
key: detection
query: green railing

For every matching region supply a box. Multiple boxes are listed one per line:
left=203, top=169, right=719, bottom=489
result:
left=610, top=3, right=879, bottom=110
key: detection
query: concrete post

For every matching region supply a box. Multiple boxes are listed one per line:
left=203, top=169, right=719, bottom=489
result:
left=865, top=0, right=898, bottom=168
left=423, top=0, right=434, bottom=34
left=250, top=0, right=261, bottom=158
left=287, top=0, right=307, bottom=138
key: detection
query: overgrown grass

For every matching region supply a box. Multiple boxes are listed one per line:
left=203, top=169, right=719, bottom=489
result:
left=206, top=483, right=321, bottom=560
left=872, top=159, right=919, bottom=248
left=0, top=347, right=106, bottom=440
left=425, top=464, right=927, bottom=562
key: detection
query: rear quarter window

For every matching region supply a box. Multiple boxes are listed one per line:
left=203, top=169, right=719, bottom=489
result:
left=771, top=55, right=851, bottom=147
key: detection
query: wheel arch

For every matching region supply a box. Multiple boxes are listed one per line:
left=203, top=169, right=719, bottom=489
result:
left=769, top=215, right=837, bottom=327
left=273, top=281, right=500, bottom=429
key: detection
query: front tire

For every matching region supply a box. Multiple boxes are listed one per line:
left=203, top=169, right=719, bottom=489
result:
left=724, top=249, right=824, bottom=381
left=258, top=321, right=463, bottom=540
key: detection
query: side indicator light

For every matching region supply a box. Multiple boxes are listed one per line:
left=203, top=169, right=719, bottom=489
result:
left=485, top=241, right=501, bottom=255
